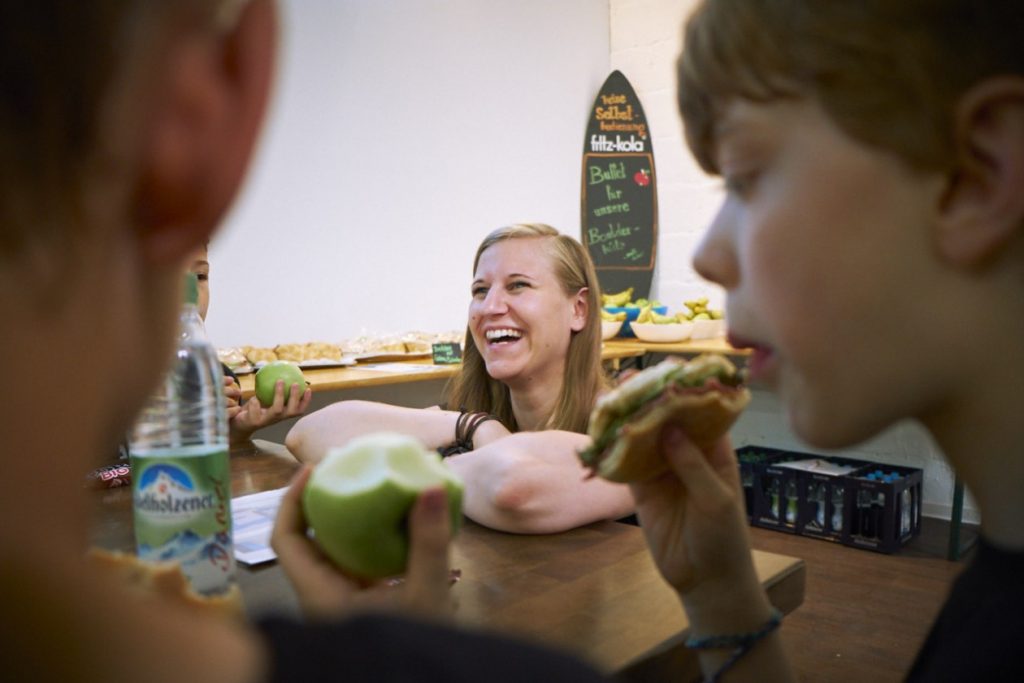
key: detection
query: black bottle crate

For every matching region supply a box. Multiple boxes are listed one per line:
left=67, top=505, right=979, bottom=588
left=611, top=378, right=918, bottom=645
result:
left=739, top=447, right=826, bottom=533
left=841, top=464, right=924, bottom=554
left=787, top=456, right=874, bottom=542
left=738, top=445, right=924, bottom=553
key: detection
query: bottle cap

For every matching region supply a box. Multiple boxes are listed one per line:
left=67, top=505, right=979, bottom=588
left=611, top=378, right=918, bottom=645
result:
left=183, top=272, right=199, bottom=306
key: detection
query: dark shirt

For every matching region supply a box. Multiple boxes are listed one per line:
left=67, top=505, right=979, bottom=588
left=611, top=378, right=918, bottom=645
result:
left=906, top=536, right=1024, bottom=681
left=259, top=613, right=607, bottom=682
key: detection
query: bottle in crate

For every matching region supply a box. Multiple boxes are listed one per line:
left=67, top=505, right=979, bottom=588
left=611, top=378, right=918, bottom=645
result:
left=855, top=488, right=873, bottom=539
left=812, top=482, right=826, bottom=530
left=831, top=485, right=844, bottom=533
left=900, top=485, right=912, bottom=537
left=784, top=478, right=798, bottom=526
left=740, top=467, right=755, bottom=517
left=129, top=273, right=235, bottom=596
left=870, top=488, right=886, bottom=541
left=769, top=478, right=781, bottom=520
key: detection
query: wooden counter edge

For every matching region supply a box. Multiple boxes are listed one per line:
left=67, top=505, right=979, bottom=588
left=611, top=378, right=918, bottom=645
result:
left=616, top=551, right=806, bottom=682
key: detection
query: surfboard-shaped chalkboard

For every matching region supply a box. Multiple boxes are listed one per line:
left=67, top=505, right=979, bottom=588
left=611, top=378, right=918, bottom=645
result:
left=580, top=70, right=657, bottom=300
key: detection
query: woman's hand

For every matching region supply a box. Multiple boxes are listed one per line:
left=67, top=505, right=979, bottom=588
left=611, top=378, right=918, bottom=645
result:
left=270, top=465, right=455, bottom=621
left=229, top=380, right=312, bottom=444
left=629, top=426, right=757, bottom=598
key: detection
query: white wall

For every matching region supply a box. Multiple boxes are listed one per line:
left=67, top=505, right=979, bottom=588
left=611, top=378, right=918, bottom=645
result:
left=207, top=0, right=610, bottom=348
left=608, top=0, right=977, bottom=522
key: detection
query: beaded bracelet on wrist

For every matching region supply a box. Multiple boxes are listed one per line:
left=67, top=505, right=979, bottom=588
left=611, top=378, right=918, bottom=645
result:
left=685, top=607, right=783, bottom=683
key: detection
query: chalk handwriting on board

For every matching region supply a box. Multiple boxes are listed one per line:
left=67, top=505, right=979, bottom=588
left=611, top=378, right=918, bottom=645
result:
left=581, top=153, right=655, bottom=269
left=581, top=71, right=658, bottom=298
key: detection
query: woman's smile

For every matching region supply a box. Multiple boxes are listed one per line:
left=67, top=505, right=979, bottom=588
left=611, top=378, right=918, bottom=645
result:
left=469, top=238, right=578, bottom=389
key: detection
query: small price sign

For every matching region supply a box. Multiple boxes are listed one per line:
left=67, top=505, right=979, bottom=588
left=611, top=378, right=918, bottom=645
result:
left=432, top=342, right=462, bottom=365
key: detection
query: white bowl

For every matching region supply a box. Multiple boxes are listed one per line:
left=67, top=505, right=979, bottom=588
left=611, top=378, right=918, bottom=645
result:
left=631, top=321, right=694, bottom=343
left=601, top=319, right=624, bottom=340
left=691, top=318, right=725, bottom=340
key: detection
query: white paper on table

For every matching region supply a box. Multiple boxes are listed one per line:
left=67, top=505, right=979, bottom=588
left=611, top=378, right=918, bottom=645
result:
left=231, top=487, right=287, bottom=565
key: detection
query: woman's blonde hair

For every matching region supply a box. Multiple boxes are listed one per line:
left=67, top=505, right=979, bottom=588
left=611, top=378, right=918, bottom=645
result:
left=677, top=0, right=1024, bottom=176
left=444, top=223, right=608, bottom=434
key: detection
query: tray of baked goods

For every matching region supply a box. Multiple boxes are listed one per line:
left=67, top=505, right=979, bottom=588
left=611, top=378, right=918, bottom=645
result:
left=338, top=332, right=435, bottom=362
left=217, top=331, right=464, bottom=374
left=217, top=342, right=356, bottom=375
left=342, top=330, right=464, bottom=362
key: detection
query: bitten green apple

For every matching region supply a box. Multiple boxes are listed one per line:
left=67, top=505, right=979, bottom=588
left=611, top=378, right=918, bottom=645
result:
left=254, top=360, right=306, bottom=407
left=302, top=432, right=464, bottom=580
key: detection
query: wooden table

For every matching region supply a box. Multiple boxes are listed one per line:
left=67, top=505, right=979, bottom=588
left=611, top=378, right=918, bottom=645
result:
left=92, top=440, right=804, bottom=679
left=237, top=344, right=647, bottom=400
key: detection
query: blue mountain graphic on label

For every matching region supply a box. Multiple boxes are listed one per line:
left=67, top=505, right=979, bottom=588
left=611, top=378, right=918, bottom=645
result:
left=138, top=529, right=203, bottom=560
left=135, top=464, right=217, bottom=521
left=139, top=464, right=195, bottom=491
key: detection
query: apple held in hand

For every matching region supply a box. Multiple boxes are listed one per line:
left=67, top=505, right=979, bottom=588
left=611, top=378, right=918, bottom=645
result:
left=254, top=360, right=306, bottom=407
left=303, top=432, right=464, bottom=580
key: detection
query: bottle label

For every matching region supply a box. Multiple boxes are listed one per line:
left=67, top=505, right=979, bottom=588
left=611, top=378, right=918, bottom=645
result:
left=131, top=445, right=235, bottom=595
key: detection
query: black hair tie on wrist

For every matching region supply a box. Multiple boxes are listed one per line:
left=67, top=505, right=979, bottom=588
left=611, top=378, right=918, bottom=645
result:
left=462, top=411, right=498, bottom=448
left=438, top=407, right=498, bottom=458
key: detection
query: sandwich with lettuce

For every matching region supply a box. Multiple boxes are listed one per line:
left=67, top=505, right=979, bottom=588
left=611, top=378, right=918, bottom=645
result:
left=580, top=354, right=750, bottom=482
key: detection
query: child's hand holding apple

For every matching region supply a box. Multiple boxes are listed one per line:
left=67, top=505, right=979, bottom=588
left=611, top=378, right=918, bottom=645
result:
left=228, top=361, right=312, bottom=444
left=270, top=433, right=462, bottom=620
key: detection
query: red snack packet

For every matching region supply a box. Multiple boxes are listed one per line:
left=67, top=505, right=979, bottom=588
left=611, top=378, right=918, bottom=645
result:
left=87, top=462, right=132, bottom=490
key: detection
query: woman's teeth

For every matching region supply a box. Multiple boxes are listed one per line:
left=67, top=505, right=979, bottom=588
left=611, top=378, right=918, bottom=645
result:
left=486, top=328, right=522, bottom=344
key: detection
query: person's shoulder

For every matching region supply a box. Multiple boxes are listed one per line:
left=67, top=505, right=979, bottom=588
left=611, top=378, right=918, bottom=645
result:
left=258, top=614, right=608, bottom=682
left=907, top=541, right=1024, bottom=681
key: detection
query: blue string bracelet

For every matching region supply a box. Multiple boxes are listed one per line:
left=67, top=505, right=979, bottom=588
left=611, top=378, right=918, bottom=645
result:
left=685, top=607, right=783, bottom=683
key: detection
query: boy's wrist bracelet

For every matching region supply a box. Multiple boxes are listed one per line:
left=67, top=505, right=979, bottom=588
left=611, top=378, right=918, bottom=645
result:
left=685, top=607, right=783, bottom=683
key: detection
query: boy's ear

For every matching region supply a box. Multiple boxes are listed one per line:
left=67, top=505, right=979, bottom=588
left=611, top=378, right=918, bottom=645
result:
left=133, top=0, right=276, bottom=265
left=937, top=77, right=1024, bottom=267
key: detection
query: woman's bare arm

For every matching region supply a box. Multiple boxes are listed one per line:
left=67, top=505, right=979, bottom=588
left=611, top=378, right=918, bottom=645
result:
left=285, top=400, right=467, bottom=463
left=444, top=430, right=635, bottom=534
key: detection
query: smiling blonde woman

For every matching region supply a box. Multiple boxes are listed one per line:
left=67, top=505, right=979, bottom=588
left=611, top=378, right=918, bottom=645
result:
left=286, top=224, right=635, bottom=534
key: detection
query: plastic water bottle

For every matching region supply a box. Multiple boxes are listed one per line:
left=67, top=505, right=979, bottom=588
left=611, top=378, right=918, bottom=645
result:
left=129, top=273, right=235, bottom=595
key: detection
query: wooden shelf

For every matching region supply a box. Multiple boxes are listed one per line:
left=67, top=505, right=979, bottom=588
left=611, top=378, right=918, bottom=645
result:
left=603, top=336, right=750, bottom=357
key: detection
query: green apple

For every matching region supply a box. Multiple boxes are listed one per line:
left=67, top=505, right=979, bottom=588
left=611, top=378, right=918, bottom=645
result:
left=254, top=360, right=306, bottom=407
left=302, top=432, right=464, bottom=579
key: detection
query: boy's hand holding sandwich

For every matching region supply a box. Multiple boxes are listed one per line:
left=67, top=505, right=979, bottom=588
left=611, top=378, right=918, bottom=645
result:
left=580, top=354, right=750, bottom=482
